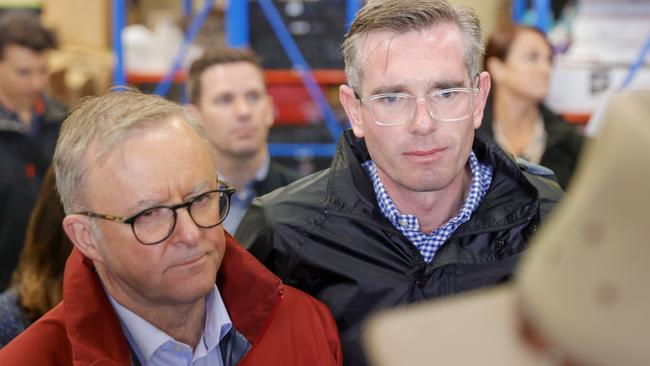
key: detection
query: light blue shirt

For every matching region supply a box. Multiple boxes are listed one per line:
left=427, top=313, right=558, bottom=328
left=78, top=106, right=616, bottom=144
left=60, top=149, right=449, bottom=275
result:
left=108, top=285, right=232, bottom=366
left=220, top=156, right=270, bottom=234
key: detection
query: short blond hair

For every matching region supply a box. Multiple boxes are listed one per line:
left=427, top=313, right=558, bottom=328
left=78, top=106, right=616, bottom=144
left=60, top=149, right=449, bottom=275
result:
left=53, top=88, right=215, bottom=214
left=343, top=0, right=484, bottom=93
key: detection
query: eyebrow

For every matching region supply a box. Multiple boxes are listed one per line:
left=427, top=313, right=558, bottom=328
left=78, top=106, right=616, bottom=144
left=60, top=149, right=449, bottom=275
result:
left=187, top=181, right=211, bottom=198
left=127, top=197, right=165, bottom=215
left=126, top=180, right=213, bottom=213
left=368, top=84, right=410, bottom=96
left=368, top=79, right=469, bottom=97
left=212, top=91, right=234, bottom=101
left=429, top=80, right=467, bottom=90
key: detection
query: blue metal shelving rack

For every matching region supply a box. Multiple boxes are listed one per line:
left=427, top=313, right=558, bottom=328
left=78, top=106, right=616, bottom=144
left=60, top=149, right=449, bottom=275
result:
left=112, top=0, right=556, bottom=158
left=112, top=0, right=361, bottom=158
left=512, top=0, right=552, bottom=32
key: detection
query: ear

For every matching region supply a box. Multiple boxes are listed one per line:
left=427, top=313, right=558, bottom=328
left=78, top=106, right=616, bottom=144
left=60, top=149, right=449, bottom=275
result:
left=263, top=93, right=275, bottom=128
left=340, top=84, right=365, bottom=138
left=486, top=57, right=504, bottom=83
left=186, top=103, right=202, bottom=121
left=63, top=214, right=104, bottom=263
left=472, top=71, right=492, bottom=129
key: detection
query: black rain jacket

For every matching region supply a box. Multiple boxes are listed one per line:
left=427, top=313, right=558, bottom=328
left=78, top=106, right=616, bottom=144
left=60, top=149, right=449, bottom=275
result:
left=236, top=129, right=563, bottom=365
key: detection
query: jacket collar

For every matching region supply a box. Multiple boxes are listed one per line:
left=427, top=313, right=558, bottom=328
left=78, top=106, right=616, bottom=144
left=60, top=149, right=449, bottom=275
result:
left=326, top=130, right=378, bottom=213
left=472, top=129, right=538, bottom=192
left=0, top=94, right=65, bottom=134
left=325, top=129, right=542, bottom=232
left=217, top=233, right=282, bottom=345
left=62, top=249, right=132, bottom=364
left=539, top=104, right=577, bottom=149
left=62, top=233, right=282, bottom=363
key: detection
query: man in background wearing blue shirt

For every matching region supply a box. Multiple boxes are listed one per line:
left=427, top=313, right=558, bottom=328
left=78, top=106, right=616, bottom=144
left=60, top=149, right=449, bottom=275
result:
left=187, top=47, right=300, bottom=234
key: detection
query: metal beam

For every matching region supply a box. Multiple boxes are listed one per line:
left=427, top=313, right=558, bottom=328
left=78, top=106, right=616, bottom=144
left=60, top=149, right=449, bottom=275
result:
left=226, top=0, right=249, bottom=47
left=112, top=0, right=127, bottom=86
left=154, top=0, right=214, bottom=96
left=257, top=0, right=344, bottom=141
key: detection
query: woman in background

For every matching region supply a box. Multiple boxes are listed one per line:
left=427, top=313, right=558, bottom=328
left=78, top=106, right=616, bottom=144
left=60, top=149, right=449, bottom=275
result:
left=481, top=24, right=585, bottom=189
left=0, top=167, right=72, bottom=348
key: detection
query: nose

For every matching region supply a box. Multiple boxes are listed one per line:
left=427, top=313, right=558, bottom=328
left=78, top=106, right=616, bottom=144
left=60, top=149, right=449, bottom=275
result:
left=407, top=98, right=437, bottom=135
left=539, top=57, right=552, bottom=76
left=234, top=97, right=252, bottom=118
left=171, top=208, right=202, bottom=246
left=30, top=71, right=48, bottom=93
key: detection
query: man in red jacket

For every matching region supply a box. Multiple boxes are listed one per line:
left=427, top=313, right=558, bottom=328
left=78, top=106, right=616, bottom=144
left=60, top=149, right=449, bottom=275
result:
left=0, top=89, right=341, bottom=365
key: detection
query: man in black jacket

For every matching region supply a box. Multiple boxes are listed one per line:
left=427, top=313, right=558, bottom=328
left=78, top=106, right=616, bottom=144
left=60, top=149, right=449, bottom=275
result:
left=187, top=47, right=300, bottom=234
left=236, top=0, right=563, bottom=364
left=0, top=11, right=66, bottom=291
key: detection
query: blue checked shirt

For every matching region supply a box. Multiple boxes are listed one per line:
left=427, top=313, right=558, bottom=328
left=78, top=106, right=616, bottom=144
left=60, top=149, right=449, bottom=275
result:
left=363, top=152, right=493, bottom=262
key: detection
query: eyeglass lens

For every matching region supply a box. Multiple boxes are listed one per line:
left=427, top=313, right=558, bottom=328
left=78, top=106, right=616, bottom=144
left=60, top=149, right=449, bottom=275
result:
left=132, top=190, right=230, bottom=245
left=368, top=89, right=474, bottom=125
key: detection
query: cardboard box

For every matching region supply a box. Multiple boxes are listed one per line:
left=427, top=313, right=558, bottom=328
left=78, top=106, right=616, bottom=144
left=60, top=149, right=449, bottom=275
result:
left=48, top=45, right=113, bottom=106
left=547, top=60, right=650, bottom=115
left=41, top=0, right=110, bottom=49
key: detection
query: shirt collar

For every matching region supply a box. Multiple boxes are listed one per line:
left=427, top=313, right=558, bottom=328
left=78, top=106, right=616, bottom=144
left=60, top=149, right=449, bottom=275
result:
left=362, top=152, right=484, bottom=227
left=0, top=93, right=46, bottom=117
left=253, top=155, right=270, bottom=182
left=107, top=284, right=232, bottom=364
left=362, top=152, right=493, bottom=261
left=218, top=154, right=270, bottom=189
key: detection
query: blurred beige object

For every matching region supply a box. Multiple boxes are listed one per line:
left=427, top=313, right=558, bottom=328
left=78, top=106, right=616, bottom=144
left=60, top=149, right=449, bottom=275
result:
left=41, top=0, right=109, bottom=49
left=42, top=0, right=112, bottom=106
left=364, top=90, right=650, bottom=366
left=448, top=0, right=502, bottom=39
left=0, top=0, right=41, bottom=7
left=48, top=46, right=113, bottom=106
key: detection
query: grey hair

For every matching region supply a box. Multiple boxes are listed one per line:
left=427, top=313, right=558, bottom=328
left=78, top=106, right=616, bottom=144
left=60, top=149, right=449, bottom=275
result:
left=342, top=0, right=484, bottom=93
left=53, top=88, right=216, bottom=214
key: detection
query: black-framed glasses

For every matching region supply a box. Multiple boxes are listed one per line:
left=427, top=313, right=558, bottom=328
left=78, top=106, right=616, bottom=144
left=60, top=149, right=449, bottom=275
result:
left=77, top=187, right=235, bottom=245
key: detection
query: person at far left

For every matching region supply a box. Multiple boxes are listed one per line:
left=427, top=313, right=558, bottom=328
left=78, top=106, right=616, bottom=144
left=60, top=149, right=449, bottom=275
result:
left=0, top=89, right=341, bottom=366
left=0, top=10, right=67, bottom=291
